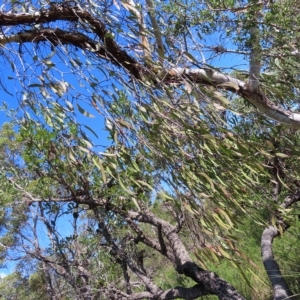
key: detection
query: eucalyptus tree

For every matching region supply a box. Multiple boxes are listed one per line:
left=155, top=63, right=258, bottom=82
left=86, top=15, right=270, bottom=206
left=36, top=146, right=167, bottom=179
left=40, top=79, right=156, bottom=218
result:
left=1, top=0, right=300, bottom=299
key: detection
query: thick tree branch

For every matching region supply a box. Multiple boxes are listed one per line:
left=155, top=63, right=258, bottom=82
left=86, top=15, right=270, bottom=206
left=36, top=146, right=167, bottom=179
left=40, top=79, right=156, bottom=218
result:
left=167, top=68, right=300, bottom=128
left=126, top=211, right=245, bottom=300
left=0, top=4, right=144, bottom=78
left=261, top=190, right=300, bottom=300
left=248, top=14, right=261, bottom=91
left=261, top=226, right=291, bottom=300
left=128, top=284, right=211, bottom=299
left=0, top=29, right=107, bottom=57
left=1, top=5, right=300, bottom=128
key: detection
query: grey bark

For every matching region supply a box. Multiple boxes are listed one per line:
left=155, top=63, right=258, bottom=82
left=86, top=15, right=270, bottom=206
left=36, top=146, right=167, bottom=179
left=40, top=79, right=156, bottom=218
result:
left=261, top=226, right=291, bottom=300
left=261, top=191, right=300, bottom=300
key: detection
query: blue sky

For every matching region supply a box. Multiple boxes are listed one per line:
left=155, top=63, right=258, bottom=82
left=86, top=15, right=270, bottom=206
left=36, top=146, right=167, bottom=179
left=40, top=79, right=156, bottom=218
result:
left=0, top=50, right=111, bottom=277
left=0, top=1, right=252, bottom=278
left=0, top=53, right=109, bottom=145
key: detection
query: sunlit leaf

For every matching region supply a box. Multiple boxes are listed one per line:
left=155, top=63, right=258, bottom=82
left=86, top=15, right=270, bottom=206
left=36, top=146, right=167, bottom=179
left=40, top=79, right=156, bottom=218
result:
left=77, top=104, right=95, bottom=118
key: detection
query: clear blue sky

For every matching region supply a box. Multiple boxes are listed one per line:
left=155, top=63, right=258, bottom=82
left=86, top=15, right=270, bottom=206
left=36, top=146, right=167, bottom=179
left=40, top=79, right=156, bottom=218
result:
left=0, top=7, right=250, bottom=277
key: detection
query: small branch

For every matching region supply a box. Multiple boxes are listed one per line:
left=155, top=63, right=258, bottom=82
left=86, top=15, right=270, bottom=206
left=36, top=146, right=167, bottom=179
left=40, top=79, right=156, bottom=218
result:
left=145, top=0, right=164, bottom=60
left=206, top=1, right=263, bottom=12
left=248, top=25, right=261, bottom=91
left=125, top=257, right=161, bottom=295
left=127, top=217, right=175, bottom=261
left=157, top=224, right=167, bottom=255
left=94, top=209, right=161, bottom=295
left=271, top=153, right=283, bottom=202
left=124, top=0, right=151, bottom=62
left=42, top=262, right=57, bottom=300
left=122, top=258, right=132, bottom=295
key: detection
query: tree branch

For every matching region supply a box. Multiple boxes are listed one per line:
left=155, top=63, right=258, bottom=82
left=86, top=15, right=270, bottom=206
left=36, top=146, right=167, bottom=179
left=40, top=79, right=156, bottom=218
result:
left=127, top=217, right=176, bottom=262
left=167, top=68, right=300, bottom=127
left=261, top=190, right=300, bottom=300
left=248, top=18, right=261, bottom=91
left=0, top=4, right=144, bottom=78
left=126, top=210, right=245, bottom=300
left=1, top=5, right=300, bottom=128
left=145, top=0, right=164, bottom=60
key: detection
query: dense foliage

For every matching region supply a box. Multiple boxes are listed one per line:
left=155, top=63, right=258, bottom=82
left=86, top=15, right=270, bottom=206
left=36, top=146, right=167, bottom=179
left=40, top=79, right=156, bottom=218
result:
left=0, top=0, right=300, bottom=299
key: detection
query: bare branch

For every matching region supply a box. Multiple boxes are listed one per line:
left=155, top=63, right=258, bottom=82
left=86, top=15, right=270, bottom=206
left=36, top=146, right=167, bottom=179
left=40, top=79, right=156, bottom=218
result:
left=127, top=217, right=176, bottom=262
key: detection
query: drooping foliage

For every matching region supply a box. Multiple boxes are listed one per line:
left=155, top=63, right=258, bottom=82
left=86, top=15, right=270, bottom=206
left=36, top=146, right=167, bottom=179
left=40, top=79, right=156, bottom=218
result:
left=1, top=0, right=300, bottom=299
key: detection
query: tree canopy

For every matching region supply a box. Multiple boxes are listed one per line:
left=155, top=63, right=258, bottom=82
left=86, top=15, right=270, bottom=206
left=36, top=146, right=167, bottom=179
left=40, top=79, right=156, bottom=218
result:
left=1, top=0, right=300, bottom=299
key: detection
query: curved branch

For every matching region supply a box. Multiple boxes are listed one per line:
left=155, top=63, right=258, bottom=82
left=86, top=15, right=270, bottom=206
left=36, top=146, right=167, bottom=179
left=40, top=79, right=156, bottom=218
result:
left=261, top=191, right=300, bottom=300
left=1, top=4, right=300, bottom=129
left=0, top=4, right=144, bottom=78
left=0, top=28, right=108, bottom=58
left=166, top=68, right=300, bottom=128
left=127, top=211, right=245, bottom=300
left=261, top=226, right=291, bottom=300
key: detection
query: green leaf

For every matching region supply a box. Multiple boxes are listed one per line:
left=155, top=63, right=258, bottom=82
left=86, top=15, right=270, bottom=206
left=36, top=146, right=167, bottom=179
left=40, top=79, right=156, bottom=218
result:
left=118, top=176, right=135, bottom=195
left=199, top=172, right=215, bottom=191
left=135, top=180, right=153, bottom=190
left=83, top=125, right=99, bottom=138
left=116, top=119, right=133, bottom=129
left=92, top=157, right=107, bottom=184
left=217, top=245, right=231, bottom=259
left=77, top=104, right=95, bottom=118
left=275, top=153, right=289, bottom=158
left=78, top=146, right=90, bottom=154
